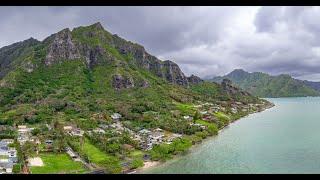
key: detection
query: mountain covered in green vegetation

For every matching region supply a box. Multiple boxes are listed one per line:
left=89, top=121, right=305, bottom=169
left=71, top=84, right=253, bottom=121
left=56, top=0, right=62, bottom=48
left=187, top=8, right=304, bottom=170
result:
left=210, top=69, right=320, bottom=98
left=0, top=22, right=272, bottom=174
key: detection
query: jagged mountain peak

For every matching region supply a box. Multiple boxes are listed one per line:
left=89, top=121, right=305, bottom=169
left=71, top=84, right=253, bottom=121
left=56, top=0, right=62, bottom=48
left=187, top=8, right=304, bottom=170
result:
left=187, top=74, right=203, bottom=84
left=25, top=37, right=39, bottom=43
left=0, top=22, right=207, bottom=90
left=90, top=22, right=105, bottom=30
left=231, top=68, right=246, bottom=73
left=228, top=69, right=249, bottom=75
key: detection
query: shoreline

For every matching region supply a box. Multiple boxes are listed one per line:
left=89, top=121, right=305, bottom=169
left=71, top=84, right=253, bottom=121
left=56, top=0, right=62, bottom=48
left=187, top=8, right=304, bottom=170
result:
left=134, top=102, right=275, bottom=174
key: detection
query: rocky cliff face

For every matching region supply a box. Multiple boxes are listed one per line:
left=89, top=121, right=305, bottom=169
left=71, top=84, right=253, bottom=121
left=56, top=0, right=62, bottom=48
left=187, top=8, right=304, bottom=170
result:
left=187, top=74, right=203, bottom=84
left=109, top=32, right=192, bottom=86
left=221, top=79, right=250, bottom=96
left=45, top=29, right=81, bottom=66
left=2, top=22, right=203, bottom=90
left=0, top=38, right=40, bottom=79
left=162, top=60, right=189, bottom=86
left=112, top=74, right=135, bottom=90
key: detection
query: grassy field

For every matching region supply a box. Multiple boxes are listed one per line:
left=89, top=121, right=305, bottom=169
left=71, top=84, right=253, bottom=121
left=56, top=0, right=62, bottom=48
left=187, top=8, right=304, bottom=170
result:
left=175, top=103, right=195, bottom=115
left=30, top=153, right=87, bottom=174
left=82, top=139, right=122, bottom=173
left=214, top=112, right=230, bottom=120
left=129, top=150, right=144, bottom=158
left=195, top=119, right=213, bottom=126
left=83, top=140, right=109, bottom=163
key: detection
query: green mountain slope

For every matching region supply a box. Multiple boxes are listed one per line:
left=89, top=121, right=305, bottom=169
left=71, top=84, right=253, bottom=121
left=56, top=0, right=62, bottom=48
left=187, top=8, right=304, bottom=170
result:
left=0, top=23, right=271, bottom=173
left=211, top=69, right=320, bottom=98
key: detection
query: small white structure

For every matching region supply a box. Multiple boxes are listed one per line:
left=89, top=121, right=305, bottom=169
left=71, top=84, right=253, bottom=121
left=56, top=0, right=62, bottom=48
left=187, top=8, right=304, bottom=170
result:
left=111, top=113, right=122, bottom=120
left=242, top=108, right=248, bottom=112
left=17, top=126, right=32, bottom=145
left=0, top=139, right=17, bottom=174
left=93, top=128, right=105, bottom=134
left=71, top=129, right=84, bottom=137
left=231, top=107, right=237, bottom=114
left=138, top=129, right=151, bottom=135
left=154, top=128, right=163, bottom=132
left=200, top=111, right=208, bottom=115
left=1, top=139, right=14, bottom=144
left=45, top=124, right=52, bottom=130
left=183, top=116, right=193, bottom=121
left=235, top=102, right=243, bottom=105
left=17, top=125, right=27, bottom=129
left=0, top=162, right=13, bottom=174
left=63, top=126, right=73, bottom=131
left=166, top=133, right=183, bottom=144
left=66, top=147, right=80, bottom=161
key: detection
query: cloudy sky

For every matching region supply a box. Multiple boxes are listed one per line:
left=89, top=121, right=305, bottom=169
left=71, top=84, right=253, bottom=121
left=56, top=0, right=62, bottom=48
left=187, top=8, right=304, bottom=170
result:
left=1, top=6, right=320, bottom=81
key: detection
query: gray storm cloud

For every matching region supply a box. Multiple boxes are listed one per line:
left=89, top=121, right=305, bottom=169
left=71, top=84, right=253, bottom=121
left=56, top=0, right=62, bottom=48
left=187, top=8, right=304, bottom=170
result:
left=1, top=6, right=320, bottom=81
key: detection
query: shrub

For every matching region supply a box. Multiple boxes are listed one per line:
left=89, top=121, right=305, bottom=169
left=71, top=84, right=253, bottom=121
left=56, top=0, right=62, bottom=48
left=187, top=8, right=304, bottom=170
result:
left=31, top=128, right=41, bottom=136
left=13, top=164, right=21, bottom=174
left=130, top=158, right=144, bottom=169
left=207, top=123, right=218, bottom=135
left=149, top=138, right=191, bottom=161
left=99, top=157, right=122, bottom=174
left=195, top=131, right=208, bottom=139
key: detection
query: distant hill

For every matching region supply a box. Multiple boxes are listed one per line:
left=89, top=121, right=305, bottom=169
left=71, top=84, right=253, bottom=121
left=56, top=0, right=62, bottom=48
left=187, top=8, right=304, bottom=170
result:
left=300, top=80, right=320, bottom=91
left=210, top=69, right=320, bottom=98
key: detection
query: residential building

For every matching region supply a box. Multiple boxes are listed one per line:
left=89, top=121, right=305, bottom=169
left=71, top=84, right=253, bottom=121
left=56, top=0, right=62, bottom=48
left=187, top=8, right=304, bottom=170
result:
left=111, top=113, right=122, bottom=120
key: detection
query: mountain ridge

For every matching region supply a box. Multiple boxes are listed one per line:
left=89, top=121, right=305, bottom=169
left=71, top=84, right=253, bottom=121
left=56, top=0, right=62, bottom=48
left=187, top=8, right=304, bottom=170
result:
left=0, top=22, right=202, bottom=88
left=210, top=69, right=320, bottom=97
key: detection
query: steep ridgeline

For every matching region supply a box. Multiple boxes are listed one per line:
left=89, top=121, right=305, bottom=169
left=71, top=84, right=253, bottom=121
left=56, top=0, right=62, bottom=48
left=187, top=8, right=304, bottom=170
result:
left=43, top=22, right=193, bottom=87
left=0, top=38, right=40, bottom=79
left=1, top=23, right=197, bottom=90
left=211, top=69, right=320, bottom=97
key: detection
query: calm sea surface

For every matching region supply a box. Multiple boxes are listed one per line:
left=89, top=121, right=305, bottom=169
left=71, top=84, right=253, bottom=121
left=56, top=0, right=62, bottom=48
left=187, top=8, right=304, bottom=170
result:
left=143, top=97, right=320, bottom=174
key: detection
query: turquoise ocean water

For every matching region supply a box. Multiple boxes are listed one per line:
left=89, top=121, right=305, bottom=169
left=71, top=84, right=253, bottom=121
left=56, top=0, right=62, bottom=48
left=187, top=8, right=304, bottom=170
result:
left=143, top=97, right=320, bottom=174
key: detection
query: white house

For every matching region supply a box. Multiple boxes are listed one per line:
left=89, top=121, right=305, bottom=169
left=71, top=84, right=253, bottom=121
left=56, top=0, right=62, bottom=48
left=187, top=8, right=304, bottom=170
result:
left=63, top=126, right=73, bottom=131
left=231, top=107, right=238, bottom=114
left=111, top=113, right=122, bottom=120
left=71, top=128, right=84, bottom=137
left=93, top=128, right=106, bottom=134
left=200, top=111, right=208, bottom=115
left=138, top=129, right=151, bottom=135
left=183, top=116, right=193, bottom=121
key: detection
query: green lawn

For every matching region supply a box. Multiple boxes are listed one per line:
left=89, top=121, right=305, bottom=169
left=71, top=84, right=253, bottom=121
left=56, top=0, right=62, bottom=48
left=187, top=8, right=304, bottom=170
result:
left=214, top=112, right=230, bottom=121
left=82, top=139, right=121, bottom=173
left=30, top=153, right=87, bottom=174
left=83, top=139, right=111, bottom=163
left=175, top=103, right=195, bottom=115
left=129, top=150, right=144, bottom=158
left=195, top=119, right=212, bottom=126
